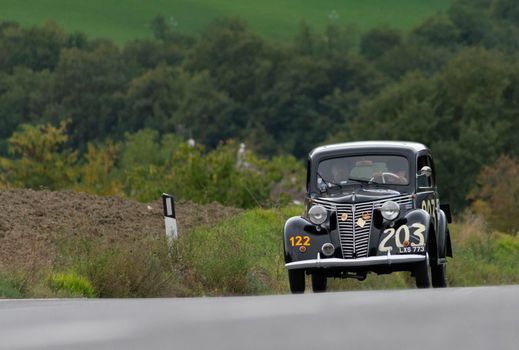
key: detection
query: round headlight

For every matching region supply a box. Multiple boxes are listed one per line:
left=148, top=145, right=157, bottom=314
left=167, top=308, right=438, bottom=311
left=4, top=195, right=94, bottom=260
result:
left=308, top=205, right=327, bottom=225
left=321, top=243, right=335, bottom=257
left=381, top=201, right=400, bottom=221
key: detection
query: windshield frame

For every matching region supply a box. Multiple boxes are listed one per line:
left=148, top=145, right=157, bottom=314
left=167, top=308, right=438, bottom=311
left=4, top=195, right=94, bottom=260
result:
left=308, top=150, right=417, bottom=195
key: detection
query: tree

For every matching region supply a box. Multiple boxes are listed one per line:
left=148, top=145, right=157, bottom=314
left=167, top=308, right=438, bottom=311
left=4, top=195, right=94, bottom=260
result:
left=360, top=27, right=402, bottom=60
left=491, top=0, right=519, bottom=27
left=293, top=21, right=315, bottom=55
left=330, top=47, right=519, bottom=210
left=0, top=122, right=78, bottom=189
left=468, top=155, right=519, bottom=235
left=52, top=43, right=129, bottom=145
left=410, top=15, right=461, bottom=47
left=0, top=68, right=53, bottom=152
left=80, top=141, right=122, bottom=196
left=0, top=21, right=66, bottom=72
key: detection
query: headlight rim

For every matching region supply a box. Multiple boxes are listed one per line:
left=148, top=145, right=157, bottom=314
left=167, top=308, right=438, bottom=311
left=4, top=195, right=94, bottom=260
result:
left=380, top=200, right=400, bottom=221
left=308, top=204, right=328, bottom=225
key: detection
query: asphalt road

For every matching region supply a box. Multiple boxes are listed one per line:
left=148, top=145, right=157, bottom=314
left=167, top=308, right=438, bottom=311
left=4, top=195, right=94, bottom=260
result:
left=0, top=286, right=517, bottom=350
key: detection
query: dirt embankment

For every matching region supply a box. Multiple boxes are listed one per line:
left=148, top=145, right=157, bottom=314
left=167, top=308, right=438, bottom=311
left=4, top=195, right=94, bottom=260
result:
left=0, top=189, right=242, bottom=269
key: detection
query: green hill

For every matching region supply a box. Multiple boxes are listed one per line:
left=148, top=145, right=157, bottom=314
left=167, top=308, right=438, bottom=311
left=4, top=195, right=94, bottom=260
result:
left=0, top=0, right=452, bottom=43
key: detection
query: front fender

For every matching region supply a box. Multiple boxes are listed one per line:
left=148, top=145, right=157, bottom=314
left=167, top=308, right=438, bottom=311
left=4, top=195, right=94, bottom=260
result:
left=376, top=209, right=432, bottom=256
left=283, top=216, right=336, bottom=264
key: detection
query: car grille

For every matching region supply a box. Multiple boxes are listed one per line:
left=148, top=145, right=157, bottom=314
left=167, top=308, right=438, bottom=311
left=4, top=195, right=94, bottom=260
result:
left=313, top=195, right=414, bottom=259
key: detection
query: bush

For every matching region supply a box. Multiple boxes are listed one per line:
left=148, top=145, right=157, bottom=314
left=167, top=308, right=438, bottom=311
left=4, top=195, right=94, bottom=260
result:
left=177, top=206, right=301, bottom=295
left=448, top=215, right=519, bottom=286
left=48, top=272, right=95, bottom=297
left=0, top=278, right=24, bottom=298
left=54, top=234, right=187, bottom=297
left=468, top=155, right=519, bottom=235
left=1, top=124, right=305, bottom=209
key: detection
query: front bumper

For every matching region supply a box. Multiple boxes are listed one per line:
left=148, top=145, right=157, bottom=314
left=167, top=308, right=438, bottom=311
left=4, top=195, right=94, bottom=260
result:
left=285, top=253, right=427, bottom=270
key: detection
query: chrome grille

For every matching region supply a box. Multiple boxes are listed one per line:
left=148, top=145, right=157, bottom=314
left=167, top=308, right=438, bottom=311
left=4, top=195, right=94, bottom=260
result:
left=313, top=195, right=414, bottom=259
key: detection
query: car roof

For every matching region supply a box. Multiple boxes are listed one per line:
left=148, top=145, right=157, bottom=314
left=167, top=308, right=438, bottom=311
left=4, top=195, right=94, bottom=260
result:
left=309, top=141, right=429, bottom=159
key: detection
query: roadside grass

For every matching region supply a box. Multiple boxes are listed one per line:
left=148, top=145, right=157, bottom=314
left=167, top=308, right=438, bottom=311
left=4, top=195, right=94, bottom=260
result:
left=448, top=218, right=519, bottom=286
left=0, top=0, right=452, bottom=43
left=52, top=235, right=189, bottom=298
left=176, top=206, right=301, bottom=295
left=0, top=275, right=24, bottom=298
left=1, top=207, right=517, bottom=298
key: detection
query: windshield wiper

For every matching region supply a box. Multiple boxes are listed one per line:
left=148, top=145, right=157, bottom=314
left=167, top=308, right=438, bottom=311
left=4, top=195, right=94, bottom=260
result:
left=317, top=171, right=343, bottom=193
left=347, top=177, right=370, bottom=184
left=347, top=177, right=379, bottom=186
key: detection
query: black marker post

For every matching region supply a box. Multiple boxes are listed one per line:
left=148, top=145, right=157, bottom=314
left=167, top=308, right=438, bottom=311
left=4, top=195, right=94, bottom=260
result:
left=162, top=193, right=178, bottom=241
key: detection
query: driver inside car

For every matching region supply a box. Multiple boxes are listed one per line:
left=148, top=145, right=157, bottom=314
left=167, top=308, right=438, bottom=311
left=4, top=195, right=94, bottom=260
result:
left=369, top=158, right=408, bottom=184
left=385, top=158, right=408, bottom=184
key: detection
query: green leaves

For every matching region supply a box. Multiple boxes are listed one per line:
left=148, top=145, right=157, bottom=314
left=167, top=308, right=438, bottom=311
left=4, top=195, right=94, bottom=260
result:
left=2, top=0, right=519, bottom=211
left=0, top=121, right=78, bottom=190
left=0, top=122, right=303, bottom=208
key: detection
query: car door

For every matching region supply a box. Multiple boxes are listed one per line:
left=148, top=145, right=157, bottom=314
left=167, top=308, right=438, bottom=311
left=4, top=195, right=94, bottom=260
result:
left=416, top=153, right=438, bottom=231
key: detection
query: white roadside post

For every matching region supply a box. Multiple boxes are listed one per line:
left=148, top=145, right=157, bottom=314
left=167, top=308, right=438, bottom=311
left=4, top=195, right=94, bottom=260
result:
left=162, top=193, right=178, bottom=241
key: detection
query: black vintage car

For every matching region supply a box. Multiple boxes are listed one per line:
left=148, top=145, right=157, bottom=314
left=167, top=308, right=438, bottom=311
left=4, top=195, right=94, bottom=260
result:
left=284, top=141, right=453, bottom=293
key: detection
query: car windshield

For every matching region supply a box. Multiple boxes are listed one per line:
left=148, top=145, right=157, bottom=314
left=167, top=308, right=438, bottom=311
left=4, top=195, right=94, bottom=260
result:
left=317, top=155, right=409, bottom=191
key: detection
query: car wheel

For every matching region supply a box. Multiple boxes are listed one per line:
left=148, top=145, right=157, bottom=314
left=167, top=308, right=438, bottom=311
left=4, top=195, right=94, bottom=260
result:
left=415, top=260, right=430, bottom=288
left=311, top=271, right=327, bottom=293
left=431, top=263, right=447, bottom=288
left=288, top=269, right=305, bottom=294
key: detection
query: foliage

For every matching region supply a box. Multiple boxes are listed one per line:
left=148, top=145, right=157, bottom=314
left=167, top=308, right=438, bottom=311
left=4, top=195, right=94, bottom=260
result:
left=177, top=206, right=300, bottom=295
left=449, top=221, right=519, bottom=286
left=468, top=155, right=519, bottom=235
left=0, top=274, right=26, bottom=298
left=47, top=272, right=95, bottom=297
left=0, top=279, right=23, bottom=298
left=78, top=141, right=122, bottom=196
left=332, top=46, right=519, bottom=210
left=0, top=123, right=304, bottom=207
left=1, top=1, right=519, bottom=212
left=0, top=121, right=78, bottom=189
left=53, top=235, right=185, bottom=298
left=0, top=206, right=517, bottom=298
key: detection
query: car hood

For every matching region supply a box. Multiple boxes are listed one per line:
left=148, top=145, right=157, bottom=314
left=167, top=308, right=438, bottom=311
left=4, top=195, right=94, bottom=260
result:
left=314, top=187, right=410, bottom=204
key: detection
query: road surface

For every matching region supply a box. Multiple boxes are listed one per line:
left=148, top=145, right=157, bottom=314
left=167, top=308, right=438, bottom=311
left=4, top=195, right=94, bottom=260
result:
left=0, top=286, right=517, bottom=350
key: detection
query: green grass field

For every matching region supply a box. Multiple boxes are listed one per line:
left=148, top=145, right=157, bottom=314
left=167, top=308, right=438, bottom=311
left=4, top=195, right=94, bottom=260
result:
left=0, top=0, right=453, bottom=43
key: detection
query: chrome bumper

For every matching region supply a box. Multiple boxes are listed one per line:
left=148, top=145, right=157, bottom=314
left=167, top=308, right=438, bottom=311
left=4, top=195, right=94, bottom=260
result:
left=285, top=253, right=427, bottom=270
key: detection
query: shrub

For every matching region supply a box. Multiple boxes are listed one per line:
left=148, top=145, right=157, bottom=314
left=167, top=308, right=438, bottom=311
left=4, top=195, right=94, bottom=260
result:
left=54, top=234, right=187, bottom=297
left=448, top=216, right=519, bottom=286
left=468, top=155, right=519, bottom=235
left=177, top=206, right=301, bottom=295
left=0, top=278, right=24, bottom=298
left=48, top=272, right=95, bottom=297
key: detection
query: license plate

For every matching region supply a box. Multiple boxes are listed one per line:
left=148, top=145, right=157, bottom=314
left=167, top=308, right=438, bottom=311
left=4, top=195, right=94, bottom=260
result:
left=398, top=246, right=425, bottom=254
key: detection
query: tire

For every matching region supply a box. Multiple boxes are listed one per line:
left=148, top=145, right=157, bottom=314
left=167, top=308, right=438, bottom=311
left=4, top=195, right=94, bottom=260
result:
left=288, top=269, right=305, bottom=294
left=415, top=260, right=430, bottom=288
left=431, top=263, right=447, bottom=288
left=311, top=271, right=327, bottom=293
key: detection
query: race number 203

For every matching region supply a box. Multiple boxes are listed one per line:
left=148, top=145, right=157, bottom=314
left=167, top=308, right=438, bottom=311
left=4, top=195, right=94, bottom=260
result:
left=378, top=223, right=426, bottom=253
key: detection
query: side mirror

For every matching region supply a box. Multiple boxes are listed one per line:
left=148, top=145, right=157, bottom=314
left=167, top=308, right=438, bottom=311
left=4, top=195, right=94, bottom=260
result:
left=419, top=166, right=432, bottom=177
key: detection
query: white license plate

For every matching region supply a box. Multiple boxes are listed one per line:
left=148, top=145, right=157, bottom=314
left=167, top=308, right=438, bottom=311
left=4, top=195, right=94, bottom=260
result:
left=398, top=246, right=425, bottom=254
